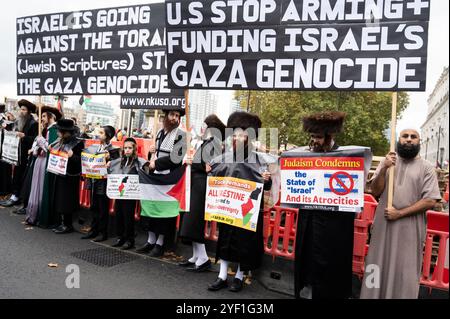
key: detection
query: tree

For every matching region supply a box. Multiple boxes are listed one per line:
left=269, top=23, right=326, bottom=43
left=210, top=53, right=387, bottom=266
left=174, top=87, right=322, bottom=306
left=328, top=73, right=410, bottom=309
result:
left=234, top=91, right=409, bottom=156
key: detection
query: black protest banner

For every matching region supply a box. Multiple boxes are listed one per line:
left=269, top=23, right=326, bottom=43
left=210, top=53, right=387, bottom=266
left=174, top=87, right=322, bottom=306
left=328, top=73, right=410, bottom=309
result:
left=165, top=0, right=431, bottom=91
left=16, top=4, right=182, bottom=103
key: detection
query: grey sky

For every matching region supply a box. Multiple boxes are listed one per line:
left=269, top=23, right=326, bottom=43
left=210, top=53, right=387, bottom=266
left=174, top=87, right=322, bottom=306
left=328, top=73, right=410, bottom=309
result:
left=0, top=0, right=448, bottom=131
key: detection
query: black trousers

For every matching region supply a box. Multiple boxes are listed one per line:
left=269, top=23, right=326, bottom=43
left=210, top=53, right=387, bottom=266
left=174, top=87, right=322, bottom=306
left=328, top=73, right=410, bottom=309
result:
left=62, top=211, right=73, bottom=228
left=115, top=199, right=136, bottom=243
left=91, top=193, right=110, bottom=235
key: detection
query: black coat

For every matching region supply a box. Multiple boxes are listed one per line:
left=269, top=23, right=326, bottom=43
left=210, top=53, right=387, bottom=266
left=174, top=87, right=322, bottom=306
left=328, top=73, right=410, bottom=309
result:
left=179, top=136, right=223, bottom=243
left=293, top=144, right=355, bottom=299
left=211, top=151, right=272, bottom=272
left=49, top=136, right=84, bottom=214
left=17, top=117, right=38, bottom=165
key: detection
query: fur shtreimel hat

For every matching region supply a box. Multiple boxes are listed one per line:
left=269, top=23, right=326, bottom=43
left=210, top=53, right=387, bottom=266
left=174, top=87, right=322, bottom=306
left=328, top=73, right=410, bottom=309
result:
left=204, top=114, right=226, bottom=141
left=227, top=111, right=262, bottom=136
left=18, top=99, right=37, bottom=113
left=302, top=111, right=346, bottom=135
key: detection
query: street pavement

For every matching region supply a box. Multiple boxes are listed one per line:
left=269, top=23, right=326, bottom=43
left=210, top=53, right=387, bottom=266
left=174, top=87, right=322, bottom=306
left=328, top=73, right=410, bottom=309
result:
left=0, top=205, right=288, bottom=299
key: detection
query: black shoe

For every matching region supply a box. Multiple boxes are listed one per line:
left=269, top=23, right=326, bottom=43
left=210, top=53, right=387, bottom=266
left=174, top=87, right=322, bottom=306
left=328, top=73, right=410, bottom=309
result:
left=53, top=225, right=74, bottom=234
left=14, top=207, right=27, bottom=215
left=121, top=242, right=135, bottom=250
left=93, top=234, right=108, bottom=242
left=81, top=231, right=98, bottom=240
left=111, top=238, right=126, bottom=247
left=1, top=199, right=21, bottom=207
left=136, top=243, right=155, bottom=254
left=208, top=278, right=228, bottom=291
left=186, top=259, right=212, bottom=273
left=178, top=259, right=196, bottom=267
left=24, top=220, right=35, bottom=226
left=52, top=224, right=65, bottom=232
left=149, top=244, right=164, bottom=257
left=229, top=278, right=244, bottom=292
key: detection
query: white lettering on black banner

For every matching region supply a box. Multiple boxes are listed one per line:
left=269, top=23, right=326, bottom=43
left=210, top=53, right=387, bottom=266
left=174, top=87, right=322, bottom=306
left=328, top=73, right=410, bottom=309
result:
left=16, top=4, right=185, bottom=108
left=165, top=0, right=430, bottom=91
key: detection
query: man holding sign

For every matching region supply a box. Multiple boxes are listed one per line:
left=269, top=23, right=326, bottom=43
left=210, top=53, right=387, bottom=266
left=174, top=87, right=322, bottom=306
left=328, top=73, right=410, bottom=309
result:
left=1, top=99, right=38, bottom=207
left=207, top=112, right=272, bottom=293
left=283, top=111, right=371, bottom=299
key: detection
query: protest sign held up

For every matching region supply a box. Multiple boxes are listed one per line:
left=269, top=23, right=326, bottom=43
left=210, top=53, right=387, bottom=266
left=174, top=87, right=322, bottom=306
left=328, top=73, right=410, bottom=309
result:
left=205, top=176, right=264, bottom=232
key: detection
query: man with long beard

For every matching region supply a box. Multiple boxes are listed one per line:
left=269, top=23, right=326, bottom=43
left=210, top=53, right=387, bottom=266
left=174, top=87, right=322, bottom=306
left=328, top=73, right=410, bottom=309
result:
left=293, top=111, right=359, bottom=299
left=24, top=107, right=61, bottom=225
left=137, top=109, right=186, bottom=257
left=0, top=100, right=38, bottom=207
left=360, top=129, right=441, bottom=299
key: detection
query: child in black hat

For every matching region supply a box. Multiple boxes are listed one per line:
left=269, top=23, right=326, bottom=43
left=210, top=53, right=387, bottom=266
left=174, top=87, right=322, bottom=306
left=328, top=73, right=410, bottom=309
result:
left=81, top=125, right=120, bottom=241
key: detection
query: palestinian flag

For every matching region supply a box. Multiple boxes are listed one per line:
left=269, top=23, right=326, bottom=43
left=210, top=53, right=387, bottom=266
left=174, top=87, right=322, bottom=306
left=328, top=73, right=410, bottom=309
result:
left=139, top=165, right=188, bottom=218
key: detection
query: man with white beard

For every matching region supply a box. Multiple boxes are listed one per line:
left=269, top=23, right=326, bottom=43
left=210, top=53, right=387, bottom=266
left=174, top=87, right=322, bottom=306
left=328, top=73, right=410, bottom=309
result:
left=0, top=100, right=38, bottom=207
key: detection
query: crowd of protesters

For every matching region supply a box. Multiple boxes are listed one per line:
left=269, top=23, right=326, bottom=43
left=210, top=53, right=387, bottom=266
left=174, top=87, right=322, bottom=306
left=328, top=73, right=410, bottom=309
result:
left=0, top=99, right=442, bottom=299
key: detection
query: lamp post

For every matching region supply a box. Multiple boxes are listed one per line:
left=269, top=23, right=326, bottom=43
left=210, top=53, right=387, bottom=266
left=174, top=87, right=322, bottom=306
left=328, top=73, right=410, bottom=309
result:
left=436, top=126, right=443, bottom=167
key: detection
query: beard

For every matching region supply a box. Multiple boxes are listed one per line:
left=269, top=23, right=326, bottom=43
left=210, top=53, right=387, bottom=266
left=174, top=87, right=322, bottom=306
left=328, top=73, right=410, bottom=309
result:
left=17, top=113, right=31, bottom=132
left=309, top=136, right=333, bottom=153
left=163, top=116, right=179, bottom=132
left=397, top=142, right=421, bottom=159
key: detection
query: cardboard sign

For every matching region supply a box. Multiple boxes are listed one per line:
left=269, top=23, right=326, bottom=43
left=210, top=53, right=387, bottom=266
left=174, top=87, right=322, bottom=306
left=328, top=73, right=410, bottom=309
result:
left=81, top=152, right=107, bottom=179
left=47, top=149, right=69, bottom=175
left=205, top=176, right=263, bottom=232
left=107, top=174, right=141, bottom=200
left=1, top=131, right=20, bottom=165
left=281, top=149, right=367, bottom=212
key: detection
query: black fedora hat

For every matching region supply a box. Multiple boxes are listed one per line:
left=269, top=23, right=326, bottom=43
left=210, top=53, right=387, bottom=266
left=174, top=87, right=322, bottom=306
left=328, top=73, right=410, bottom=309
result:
left=18, top=99, right=37, bottom=113
left=55, top=119, right=77, bottom=132
left=163, top=108, right=186, bottom=117
left=40, top=106, right=63, bottom=121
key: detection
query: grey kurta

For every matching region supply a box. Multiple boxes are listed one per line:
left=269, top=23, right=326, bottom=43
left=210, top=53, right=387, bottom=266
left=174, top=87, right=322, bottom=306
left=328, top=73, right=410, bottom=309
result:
left=360, top=157, right=441, bottom=299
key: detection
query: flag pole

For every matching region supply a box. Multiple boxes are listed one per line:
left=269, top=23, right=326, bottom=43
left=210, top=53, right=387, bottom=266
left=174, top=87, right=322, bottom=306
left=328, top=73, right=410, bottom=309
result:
left=38, top=96, right=43, bottom=137
left=387, top=92, right=398, bottom=209
left=150, top=109, right=159, bottom=161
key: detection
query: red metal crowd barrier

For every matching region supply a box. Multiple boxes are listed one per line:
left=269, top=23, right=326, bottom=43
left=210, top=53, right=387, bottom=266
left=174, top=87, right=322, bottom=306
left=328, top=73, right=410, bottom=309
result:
left=204, top=220, right=219, bottom=242
left=79, top=179, right=91, bottom=209
left=421, top=211, right=449, bottom=291
left=353, top=194, right=378, bottom=277
left=263, top=206, right=298, bottom=260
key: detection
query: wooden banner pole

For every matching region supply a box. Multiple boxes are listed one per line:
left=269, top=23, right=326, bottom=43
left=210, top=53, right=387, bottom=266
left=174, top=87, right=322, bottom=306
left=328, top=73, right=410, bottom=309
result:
left=184, top=89, right=191, bottom=213
left=38, top=96, right=43, bottom=137
left=387, top=92, right=398, bottom=209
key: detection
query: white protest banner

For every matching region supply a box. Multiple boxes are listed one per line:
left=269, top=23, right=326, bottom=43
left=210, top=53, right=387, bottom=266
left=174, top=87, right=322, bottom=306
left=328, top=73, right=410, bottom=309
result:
left=1, top=131, right=20, bottom=165
left=81, top=151, right=107, bottom=179
left=107, top=174, right=141, bottom=200
left=281, top=148, right=371, bottom=212
left=205, top=176, right=263, bottom=232
left=47, top=149, right=69, bottom=175
left=166, top=0, right=430, bottom=91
